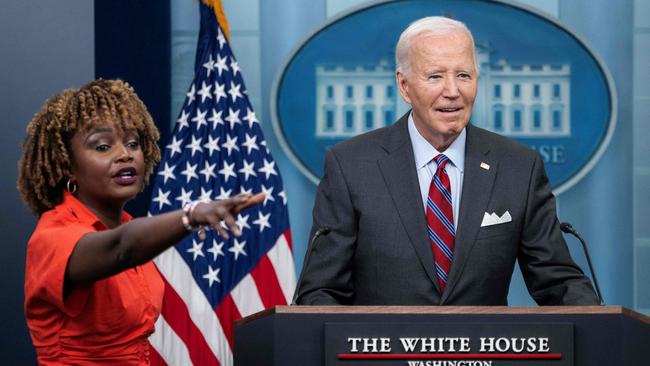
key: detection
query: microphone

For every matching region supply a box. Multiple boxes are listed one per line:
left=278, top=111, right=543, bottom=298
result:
left=291, top=226, right=331, bottom=305
left=560, top=222, right=604, bottom=305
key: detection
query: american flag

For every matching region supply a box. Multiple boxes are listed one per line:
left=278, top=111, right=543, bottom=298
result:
left=147, top=3, right=295, bottom=365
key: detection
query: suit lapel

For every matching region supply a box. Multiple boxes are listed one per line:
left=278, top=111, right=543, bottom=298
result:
left=442, top=125, right=497, bottom=303
left=377, top=116, right=441, bottom=294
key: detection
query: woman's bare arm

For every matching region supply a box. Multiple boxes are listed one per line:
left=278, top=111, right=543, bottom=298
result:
left=65, top=193, right=265, bottom=287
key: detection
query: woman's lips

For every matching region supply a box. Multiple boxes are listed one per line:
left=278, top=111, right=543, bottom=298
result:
left=112, top=167, right=138, bottom=186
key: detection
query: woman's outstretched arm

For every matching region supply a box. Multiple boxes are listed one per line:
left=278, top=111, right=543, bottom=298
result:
left=65, top=193, right=264, bottom=288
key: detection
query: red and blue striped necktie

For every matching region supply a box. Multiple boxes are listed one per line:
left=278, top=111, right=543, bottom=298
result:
left=426, top=154, right=455, bottom=293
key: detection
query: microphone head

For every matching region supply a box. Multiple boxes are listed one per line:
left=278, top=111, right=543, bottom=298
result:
left=560, top=222, right=574, bottom=234
left=321, top=227, right=331, bottom=235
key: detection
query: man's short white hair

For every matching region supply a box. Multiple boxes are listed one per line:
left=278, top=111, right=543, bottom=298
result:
left=395, top=16, right=479, bottom=76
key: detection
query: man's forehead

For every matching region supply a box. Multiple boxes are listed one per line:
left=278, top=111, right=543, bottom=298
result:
left=409, top=30, right=477, bottom=69
left=410, top=33, right=474, bottom=57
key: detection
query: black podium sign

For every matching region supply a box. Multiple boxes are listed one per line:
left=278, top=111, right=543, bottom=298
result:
left=325, top=322, right=573, bottom=366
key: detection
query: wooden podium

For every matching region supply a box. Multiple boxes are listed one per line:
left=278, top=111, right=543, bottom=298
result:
left=235, top=306, right=650, bottom=366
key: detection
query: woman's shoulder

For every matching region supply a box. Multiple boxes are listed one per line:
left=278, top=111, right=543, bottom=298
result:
left=28, top=203, right=94, bottom=254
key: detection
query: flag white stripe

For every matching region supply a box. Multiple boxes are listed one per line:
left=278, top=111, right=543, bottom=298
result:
left=230, top=273, right=265, bottom=317
left=150, top=316, right=193, bottom=366
left=155, top=248, right=233, bottom=366
left=266, top=234, right=296, bottom=304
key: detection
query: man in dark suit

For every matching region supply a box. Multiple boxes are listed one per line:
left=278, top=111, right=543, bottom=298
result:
left=294, top=16, right=599, bottom=306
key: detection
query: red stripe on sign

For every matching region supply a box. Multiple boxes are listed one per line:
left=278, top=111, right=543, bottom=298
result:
left=284, top=229, right=293, bottom=250
left=148, top=343, right=168, bottom=366
left=215, top=294, right=242, bottom=350
left=338, top=353, right=562, bottom=360
left=160, top=280, right=221, bottom=366
left=250, top=255, right=287, bottom=307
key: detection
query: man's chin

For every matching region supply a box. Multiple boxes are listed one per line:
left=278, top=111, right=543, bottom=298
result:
left=440, top=122, right=467, bottom=136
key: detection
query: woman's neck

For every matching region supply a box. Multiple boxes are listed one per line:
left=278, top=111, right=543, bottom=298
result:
left=74, top=193, right=125, bottom=229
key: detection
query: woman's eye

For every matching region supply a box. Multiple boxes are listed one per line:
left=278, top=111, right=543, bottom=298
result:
left=95, top=144, right=110, bottom=152
left=127, top=140, right=140, bottom=149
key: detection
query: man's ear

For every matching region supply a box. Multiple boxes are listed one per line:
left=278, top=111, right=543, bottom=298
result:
left=396, top=70, right=412, bottom=105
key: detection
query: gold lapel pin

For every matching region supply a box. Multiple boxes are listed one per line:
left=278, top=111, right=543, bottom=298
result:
left=480, top=162, right=490, bottom=170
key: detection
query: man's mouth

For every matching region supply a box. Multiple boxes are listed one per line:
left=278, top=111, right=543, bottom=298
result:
left=437, top=107, right=463, bottom=113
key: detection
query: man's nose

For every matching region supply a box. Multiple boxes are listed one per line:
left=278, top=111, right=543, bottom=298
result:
left=442, top=76, right=460, bottom=98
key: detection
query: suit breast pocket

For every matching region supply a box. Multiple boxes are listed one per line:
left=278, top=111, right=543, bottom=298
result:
left=476, top=222, right=517, bottom=240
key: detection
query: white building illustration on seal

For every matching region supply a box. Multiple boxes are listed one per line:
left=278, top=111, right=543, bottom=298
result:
left=315, top=60, right=397, bottom=138
left=314, top=46, right=571, bottom=138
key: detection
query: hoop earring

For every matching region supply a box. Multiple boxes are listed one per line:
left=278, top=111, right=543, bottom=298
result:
left=66, top=179, right=77, bottom=194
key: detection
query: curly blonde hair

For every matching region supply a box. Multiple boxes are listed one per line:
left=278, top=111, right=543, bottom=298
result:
left=17, top=79, right=161, bottom=215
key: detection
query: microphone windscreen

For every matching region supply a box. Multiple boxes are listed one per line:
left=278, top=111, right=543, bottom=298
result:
left=559, top=222, right=573, bottom=233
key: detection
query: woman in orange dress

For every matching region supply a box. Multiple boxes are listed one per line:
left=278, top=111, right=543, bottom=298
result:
left=17, top=79, right=263, bottom=365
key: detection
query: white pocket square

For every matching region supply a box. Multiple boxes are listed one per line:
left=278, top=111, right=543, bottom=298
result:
left=480, top=211, right=512, bottom=227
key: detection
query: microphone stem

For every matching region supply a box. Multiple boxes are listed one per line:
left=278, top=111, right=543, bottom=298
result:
left=575, top=233, right=604, bottom=305
left=292, top=228, right=329, bottom=305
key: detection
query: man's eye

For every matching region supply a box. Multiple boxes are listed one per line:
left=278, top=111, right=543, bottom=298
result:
left=458, top=73, right=471, bottom=79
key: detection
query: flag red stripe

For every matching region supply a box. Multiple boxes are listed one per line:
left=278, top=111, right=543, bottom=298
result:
left=215, top=294, right=242, bottom=350
left=250, top=255, right=287, bottom=307
left=160, top=279, right=222, bottom=366
left=148, top=342, right=168, bottom=366
left=283, top=229, right=293, bottom=250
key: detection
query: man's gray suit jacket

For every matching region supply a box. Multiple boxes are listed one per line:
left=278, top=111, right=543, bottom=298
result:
left=296, top=113, right=599, bottom=306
